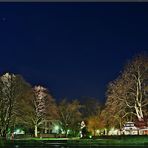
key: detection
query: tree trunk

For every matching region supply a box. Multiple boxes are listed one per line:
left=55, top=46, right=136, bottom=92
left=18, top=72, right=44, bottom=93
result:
left=139, top=106, right=143, bottom=119
left=1, top=129, right=7, bottom=138
left=1, top=124, right=8, bottom=139
left=104, top=128, right=107, bottom=135
left=93, top=129, right=96, bottom=137
left=35, top=125, right=38, bottom=137
left=135, top=104, right=143, bottom=121
left=65, top=130, right=67, bottom=138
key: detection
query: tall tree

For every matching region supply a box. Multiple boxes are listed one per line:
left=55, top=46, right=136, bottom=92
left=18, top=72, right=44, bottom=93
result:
left=0, top=73, right=30, bottom=137
left=80, top=97, right=103, bottom=136
left=57, top=99, right=82, bottom=137
left=17, top=85, right=56, bottom=137
left=87, top=115, right=104, bottom=136
left=106, top=54, right=148, bottom=125
left=122, top=54, right=148, bottom=121
left=103, top=77, right=134, bottom=130
left=80, top=97, right=102, bottom=119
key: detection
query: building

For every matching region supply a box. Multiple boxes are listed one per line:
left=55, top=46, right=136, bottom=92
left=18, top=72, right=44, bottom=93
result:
left=121, top=122, right=139, bottom=135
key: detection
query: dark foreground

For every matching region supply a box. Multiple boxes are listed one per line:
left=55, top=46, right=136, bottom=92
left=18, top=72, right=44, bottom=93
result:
left=1, top=141, right=148, bottom=148
left=1, top=136, right=148, bottom=148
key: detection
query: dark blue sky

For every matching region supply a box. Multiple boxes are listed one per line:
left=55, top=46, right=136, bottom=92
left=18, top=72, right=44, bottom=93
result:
left=0, top=3, right=147, bottom=102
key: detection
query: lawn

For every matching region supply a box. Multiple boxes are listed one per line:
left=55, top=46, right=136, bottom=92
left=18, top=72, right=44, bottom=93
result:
left=67, top=136, right=148, bottom=146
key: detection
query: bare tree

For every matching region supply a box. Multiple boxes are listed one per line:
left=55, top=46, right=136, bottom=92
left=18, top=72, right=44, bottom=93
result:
left=104, top=77, right=134, bottom=129
left=122, top=54, right=148, bottom=121
left=17, top=85, right=56, bottom=137
left=80, top=97, right=102, bottom=119
left=57, top=99, right=82, bottom=137
left=0, top=73, right=30, bottom=137
left=106, top=54, right=148, bottom=124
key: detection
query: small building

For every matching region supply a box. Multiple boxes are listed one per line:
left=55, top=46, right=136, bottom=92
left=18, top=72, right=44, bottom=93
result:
left=122, top=122, right=139, bottom=135
left=43, top=120, right=61, bottom=134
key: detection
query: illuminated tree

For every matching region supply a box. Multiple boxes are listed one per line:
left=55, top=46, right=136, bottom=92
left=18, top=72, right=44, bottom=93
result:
left=57, top=99, right=82, bottom=137
left=106, top=54, right=148, bottom=125
left=103, top=77, right=132, bottom=130
left=0, top=73, right=30, bottom=137
left=87, top=115, right=104, bottom=136
left=122, top=54, right=148, bottom=121
left=80, top=97, right=103, bottom=136
left=18, top=85, right=56, bottom=137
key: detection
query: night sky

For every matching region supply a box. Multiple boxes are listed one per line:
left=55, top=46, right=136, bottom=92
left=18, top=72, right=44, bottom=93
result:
left=0, top=3, right=147, bottom=102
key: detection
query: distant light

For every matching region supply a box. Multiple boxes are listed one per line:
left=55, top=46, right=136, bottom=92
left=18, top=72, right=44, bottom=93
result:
left=54, top=125, right=59, bottom=131
left=89, top=135, right=92, bottom=139
left=16, top=129, right=20, bottom=134
left=96, top=130, right=100, bottom=134
left=14, top=129, right=25, bottom=135
left=61, top=129, right=65, bottom=134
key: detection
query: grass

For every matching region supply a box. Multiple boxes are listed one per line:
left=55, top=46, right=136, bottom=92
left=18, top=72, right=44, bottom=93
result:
left=67, top=136, right=148, bottom=146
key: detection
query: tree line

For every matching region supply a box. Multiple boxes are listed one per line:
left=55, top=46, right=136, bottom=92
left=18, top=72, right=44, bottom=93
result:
left=0, top=53, right=147, bottom=138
